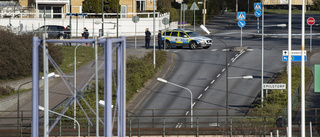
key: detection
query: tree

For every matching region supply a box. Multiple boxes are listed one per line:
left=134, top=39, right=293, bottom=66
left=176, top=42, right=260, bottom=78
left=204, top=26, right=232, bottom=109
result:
left=82, top=0, right=119, bottom=13
left=157, top=0, right=173, bottom=13
left=312, top=0, right=320, bottom=10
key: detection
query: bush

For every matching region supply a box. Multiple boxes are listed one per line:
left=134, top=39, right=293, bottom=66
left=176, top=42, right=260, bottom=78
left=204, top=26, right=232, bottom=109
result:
left=0, top=30, right=63, bottom=80
left=0, top=86, right=14, bottom=96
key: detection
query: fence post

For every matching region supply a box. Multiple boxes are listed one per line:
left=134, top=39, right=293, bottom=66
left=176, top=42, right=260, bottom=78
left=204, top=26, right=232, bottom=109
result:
left=264, top=117, right=266, bottom=137
left=129, top=118, right=132, bottom=137
left=162, top=118, right=165, bottom=137
left=196, top=118, right=199, bottom=137
left=152, top=109, right=154, bottom=128
left=88, top=121, right=90, bottom=137
left=59, top=119, right=61, bottom=137
left=310, top=121, right=313, bottom=137
left=20, top=118, right=22, bottom=137
left=230, top=118, right=233, bottom=137
left=316, top=108, right=318, bottom=125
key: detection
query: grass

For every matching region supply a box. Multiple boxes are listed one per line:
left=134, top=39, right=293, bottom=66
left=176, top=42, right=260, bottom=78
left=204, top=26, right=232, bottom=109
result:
left=59, top=46, right=103, bottom=73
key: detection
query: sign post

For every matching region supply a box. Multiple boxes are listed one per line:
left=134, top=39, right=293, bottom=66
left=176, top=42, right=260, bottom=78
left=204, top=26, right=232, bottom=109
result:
left=254, top=3, right=261, bottom=33
left=190, top=2, right=199, bottom=31
left=132, top=16, right=139, bottom=49
left=237, top=12, right=246, bottom=47
left=307, top=17, right=315, bottom=52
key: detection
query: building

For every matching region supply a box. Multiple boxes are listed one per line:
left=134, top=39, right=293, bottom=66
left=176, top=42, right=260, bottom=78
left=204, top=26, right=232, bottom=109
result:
left=17, top=0, right=157, bottom=18
left=264, top=0, right=314, bottom=9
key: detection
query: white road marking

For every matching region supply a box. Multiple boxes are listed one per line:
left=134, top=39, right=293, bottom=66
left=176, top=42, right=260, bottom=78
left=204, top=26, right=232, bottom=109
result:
left=192, top=102, right=196, bottom=107
left=217, top=74, right=221, bottom=78
left=198, top=94, right=203, bottom=99
left=211, top=80, right=215, bottom=84
left=185, top=111, right=189, bottom=115
left=222, top=68, right=225, bottom=72
left=247, top=49, right=254, bottom=51
left=205, top=86, right=209, bottom=91
left=178, top=123, right=182, bottom=128
left=211, top=49, right=218, bottom=51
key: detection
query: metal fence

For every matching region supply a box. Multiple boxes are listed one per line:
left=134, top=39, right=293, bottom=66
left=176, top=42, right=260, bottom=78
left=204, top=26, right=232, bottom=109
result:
left=0, top=108, right=319, bottom=136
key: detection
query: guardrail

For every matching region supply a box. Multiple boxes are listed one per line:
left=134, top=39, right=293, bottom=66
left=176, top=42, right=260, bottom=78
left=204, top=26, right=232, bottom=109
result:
left=0, top=108, right=319, bottom=136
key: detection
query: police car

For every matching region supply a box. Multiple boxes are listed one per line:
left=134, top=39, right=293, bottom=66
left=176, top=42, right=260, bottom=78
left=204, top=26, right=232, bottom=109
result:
left=162, top=29, right=212, bottom=49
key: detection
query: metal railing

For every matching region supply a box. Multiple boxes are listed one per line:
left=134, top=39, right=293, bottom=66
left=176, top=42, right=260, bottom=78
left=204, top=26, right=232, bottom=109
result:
left=0, top=108, right=319, bottom=136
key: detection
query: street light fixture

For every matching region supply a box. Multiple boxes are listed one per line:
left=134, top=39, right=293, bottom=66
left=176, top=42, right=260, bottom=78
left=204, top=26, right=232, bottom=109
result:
left=39, top=106, right=80, bottom=137
left=156, top=78, right=194, bottom=128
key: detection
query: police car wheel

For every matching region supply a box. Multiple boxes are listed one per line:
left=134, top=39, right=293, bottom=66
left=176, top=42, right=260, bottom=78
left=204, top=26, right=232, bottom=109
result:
left=189, top=42, right=197, bottom=49
left=165, top=41, right=171, bottom=49
left=59, top=35, right=64, bottom=39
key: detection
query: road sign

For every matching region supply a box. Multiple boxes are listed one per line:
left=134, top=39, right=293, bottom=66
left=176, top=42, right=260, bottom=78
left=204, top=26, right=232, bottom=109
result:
left=282, top=56, right=307, bottom=61
left=182, top=4, right=188, bottom=11
left=238, top=20, right=246, bottom=27
left=254, top=3, right=261, bottom=11
left=237, top=12, right=246, bottom=20
left=254, top=10, right=261, bottom=17
left=282, top=50, right=307, bottom=61
left=190, top=2, right=199, bottom=10
left=282, top=50, right=306, bottom=56
left=307, top=17, right=315, bottom=25
left=132, top=16, right=139, bottom=23
left=162, top=17, right=169, bottom=25
left=263, top=83, right=286, bottom=89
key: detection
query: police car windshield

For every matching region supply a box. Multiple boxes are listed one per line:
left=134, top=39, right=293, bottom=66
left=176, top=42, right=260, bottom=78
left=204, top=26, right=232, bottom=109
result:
left=186, top=32, right=200, bottom=37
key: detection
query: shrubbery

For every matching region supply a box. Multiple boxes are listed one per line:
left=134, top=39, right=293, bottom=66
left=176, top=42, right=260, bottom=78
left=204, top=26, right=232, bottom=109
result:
left=0, top=86, right=14, bottom=96
left=61, top=50, right=168, bottom=122
left=0, top=30, right=63, bottom=80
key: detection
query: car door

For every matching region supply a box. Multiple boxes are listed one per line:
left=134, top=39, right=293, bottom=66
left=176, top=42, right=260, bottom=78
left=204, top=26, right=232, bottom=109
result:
left=178, top=32, right=189, bottom=47
left=169, top=31, right=178, bottom=46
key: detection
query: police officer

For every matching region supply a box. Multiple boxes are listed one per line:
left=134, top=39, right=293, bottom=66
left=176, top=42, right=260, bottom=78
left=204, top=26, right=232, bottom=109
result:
left=158, top=30, right=162, bottom=50
left=145, top=28, right=151, bottom=49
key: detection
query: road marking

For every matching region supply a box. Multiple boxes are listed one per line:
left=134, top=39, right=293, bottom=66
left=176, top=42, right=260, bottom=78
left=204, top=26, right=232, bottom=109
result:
left=211, top=80, right=215, bottom=84
left=217, top=74, right=221, bottom=78
left=228, top=63, right=230, bottom=66
left=247, top=49, right=254, bottom=51
left=211, top=49, right=218, bottom=51
left=205, top=86, right=209, bottom=91
left=221, top=49, right=230, bottom=51
left=192, top=102, right=196, bottom=107
left=185, top=111, right=189, bottom=115
left=198, top=94, right=203, bottom=99
left=222, top=68, right=225, bottom=72
left=178, top=123, right=182, bottom=128
left=231, top=57, right=234, bottom=60
left=236, top=54, right=239, bottom=57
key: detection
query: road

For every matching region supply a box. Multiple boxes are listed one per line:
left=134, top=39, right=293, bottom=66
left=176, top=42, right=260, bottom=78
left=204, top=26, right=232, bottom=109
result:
left=131, top=12, right=320, bottom=128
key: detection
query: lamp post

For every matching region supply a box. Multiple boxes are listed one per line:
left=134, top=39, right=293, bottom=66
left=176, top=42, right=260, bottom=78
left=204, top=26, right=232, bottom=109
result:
left=98, top=100, right=140, bottom=137
left=39, top=106, right=80, bottom=137
left=156, top=78, right=193, bottom=128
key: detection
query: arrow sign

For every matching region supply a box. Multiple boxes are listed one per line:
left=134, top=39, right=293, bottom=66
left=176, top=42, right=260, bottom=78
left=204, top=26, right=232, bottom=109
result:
left=254, top=3, right=261, bottom=11
left=238, top=20, right=246, bottom=27
left=190, top=2, right=199, bottom=10
left=254, top=10, right=261, bottom=17
left=182, top=4, right=188, bottom=11
left=237, top=12, right=246, bottom=20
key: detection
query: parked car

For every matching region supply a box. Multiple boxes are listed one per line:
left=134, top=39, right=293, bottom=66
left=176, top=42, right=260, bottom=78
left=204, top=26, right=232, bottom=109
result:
left=33, top=25, right=66, bottom=39
left=162, top=29, right=213, bottom=49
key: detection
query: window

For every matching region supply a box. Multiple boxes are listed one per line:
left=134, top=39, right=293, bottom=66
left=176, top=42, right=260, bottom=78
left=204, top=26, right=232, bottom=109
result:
left=39, top=5, right=62, bottom=18
left=171, top=32, right=178, bottom=37
left=164, top=31, right=171, bottom=36
left=121, top=5, right=127, bottom=18
left=136, top=0, right=146, bottom=11
left=179, top=32, right=187, bottom=37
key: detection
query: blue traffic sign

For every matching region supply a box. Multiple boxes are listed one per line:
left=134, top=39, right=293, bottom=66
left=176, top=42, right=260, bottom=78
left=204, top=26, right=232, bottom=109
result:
left=282, top=56, right=307, bottom=61
left=238, top=20, right=246, bottom=27
left=254, top=3, right=261, bottom=11
left=254, top=10, right=261, bottom=17
left=237, top=12, right=246, bottom=20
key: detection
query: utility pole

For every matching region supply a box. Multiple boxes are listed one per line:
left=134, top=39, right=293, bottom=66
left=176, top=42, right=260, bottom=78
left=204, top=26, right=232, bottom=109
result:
left=203, top=0, right=206, bottom=26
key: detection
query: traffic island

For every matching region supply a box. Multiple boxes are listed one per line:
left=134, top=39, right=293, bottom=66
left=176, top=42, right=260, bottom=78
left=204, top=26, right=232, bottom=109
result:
left=233, top=46, right=248, bottom=51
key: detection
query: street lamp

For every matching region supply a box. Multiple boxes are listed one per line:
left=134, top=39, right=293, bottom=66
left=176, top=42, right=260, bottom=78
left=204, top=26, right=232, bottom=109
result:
left=156, top=78, right=194, bottom=128
left=98, top=100, right=140, bottom=137
left=39, top=106, right=80, bottom=137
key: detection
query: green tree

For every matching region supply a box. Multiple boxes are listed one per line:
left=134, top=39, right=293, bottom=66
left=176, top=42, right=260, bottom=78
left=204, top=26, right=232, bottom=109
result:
left=312, top=0, right=320, bottom=10
left=157, top=0, right=173, bottom=13
left=82, top=0, right=119, bottom=13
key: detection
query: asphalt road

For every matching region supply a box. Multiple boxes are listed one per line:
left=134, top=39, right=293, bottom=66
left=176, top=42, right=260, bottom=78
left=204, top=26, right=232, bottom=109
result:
left=132, top=12, right=320, bottom=128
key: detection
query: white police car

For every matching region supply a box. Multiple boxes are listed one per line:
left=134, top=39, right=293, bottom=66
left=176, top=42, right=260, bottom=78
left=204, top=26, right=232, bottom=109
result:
left=162, top=29, right=212, bottom=49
